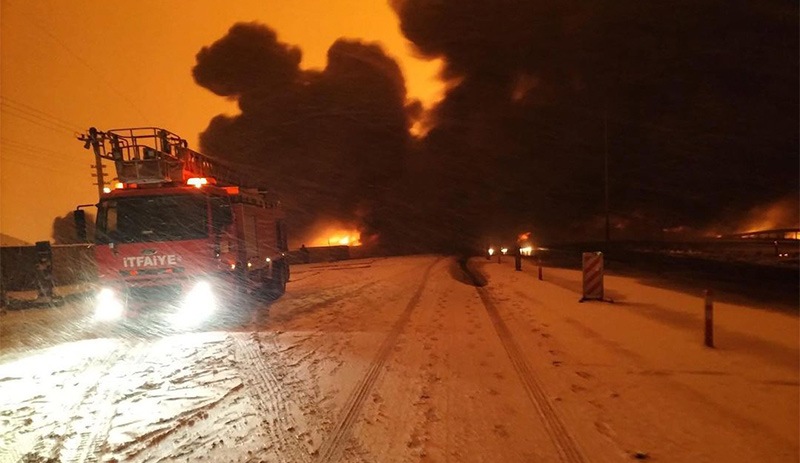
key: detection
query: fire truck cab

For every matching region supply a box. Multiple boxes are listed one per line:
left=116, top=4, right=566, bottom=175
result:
left=78, top=127, right=289, bottom=326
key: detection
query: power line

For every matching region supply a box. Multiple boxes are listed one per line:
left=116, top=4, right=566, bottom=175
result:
left=1, top=152, right=76, bottom=175
left=4, top=0, right=148, bottom=120
left=2, top=146, right=77, bottom=167
left=0, top=137, right=70, bottom=155
left=2, top=137, right=76, bottom=156
left=0, top=107, right=77, bottom=135
left=0, top=97, right=84, bottom=132
left=2, top=145, right=66, bottom=162
left=1, top=142, right=80, bottom=167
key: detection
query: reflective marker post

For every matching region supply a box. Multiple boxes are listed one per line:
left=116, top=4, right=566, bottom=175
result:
left=704, top=290, right=714, bottom=348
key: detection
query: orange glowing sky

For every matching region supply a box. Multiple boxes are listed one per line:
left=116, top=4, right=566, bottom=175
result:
left=0, top=0, right=444, bottom=244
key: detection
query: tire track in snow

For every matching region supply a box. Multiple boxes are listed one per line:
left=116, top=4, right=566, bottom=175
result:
left=233, top=333, right=311, bottom=463
left=315, top=257, right=442, bottom=463
left=59, top=344, right=150, bottom=463
left=111, top=381, right=245, bottom=461
left=2, top=345, right=124, bottom=463
left=267, top=282, right=378, bottom=327
left=476, top=286, right=587, bottom=463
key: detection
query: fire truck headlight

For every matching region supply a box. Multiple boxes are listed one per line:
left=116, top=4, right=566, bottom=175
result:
left=95, top=288, right=123, bottom=321
left=172, top=281, right=217, bottom=327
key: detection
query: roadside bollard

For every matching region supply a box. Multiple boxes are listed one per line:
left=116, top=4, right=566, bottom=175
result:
left=538, top=265, right=543, bottom=280
left=704, top=289, right=714, bottom=348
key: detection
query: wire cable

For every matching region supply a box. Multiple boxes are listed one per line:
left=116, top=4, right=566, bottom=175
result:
left=3, top=0, right=148, bottom=120
left=0, top=97, right=85, bottom=132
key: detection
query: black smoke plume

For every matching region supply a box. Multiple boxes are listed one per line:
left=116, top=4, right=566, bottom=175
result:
left=52, top=210, right=95, bottom=244
left=193, top=23, right=415, bottom=251
left=393, top=0, right=799, bottom=243
left=195, top=2, right=797, bottom=252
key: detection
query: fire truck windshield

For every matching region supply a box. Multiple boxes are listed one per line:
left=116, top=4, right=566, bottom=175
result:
left=96, top=194, right=208, bottom=244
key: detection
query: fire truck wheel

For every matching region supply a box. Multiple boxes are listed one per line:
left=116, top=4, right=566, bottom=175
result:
left=262, top=261, right=287, bottom=300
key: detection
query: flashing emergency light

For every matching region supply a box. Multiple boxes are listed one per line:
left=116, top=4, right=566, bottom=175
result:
left=114, top=182, right=124, bottom=189
left=187, top=177, right=209, bottom=188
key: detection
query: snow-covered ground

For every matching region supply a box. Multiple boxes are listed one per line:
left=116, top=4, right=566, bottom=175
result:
left=0, top=255, right=797, bottom=462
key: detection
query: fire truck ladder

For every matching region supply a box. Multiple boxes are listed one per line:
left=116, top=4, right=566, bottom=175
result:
left=78, top=127, right=251, bottom=189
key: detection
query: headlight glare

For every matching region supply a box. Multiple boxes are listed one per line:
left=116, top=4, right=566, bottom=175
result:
left=95, top=287, right=124, bottom=321
left=171, top=281, right=217, bottom=328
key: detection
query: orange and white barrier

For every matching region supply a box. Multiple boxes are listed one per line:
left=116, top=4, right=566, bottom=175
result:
left=580, top=252, right=606, bottom=302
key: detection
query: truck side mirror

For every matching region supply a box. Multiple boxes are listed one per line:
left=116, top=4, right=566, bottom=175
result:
left=74, top=209, right=87, bottom=243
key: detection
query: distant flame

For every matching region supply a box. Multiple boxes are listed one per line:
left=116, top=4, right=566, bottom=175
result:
left=516, top=231, right=535, bottom=254
left=326, top=233, right=361, bottom=246
left=739, top=196, right=799, bottom=233
left=700, top=196, right=799, bottom=238
left=305, top=221, right=362, bottom=247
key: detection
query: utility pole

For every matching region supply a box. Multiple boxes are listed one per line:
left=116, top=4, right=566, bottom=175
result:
left=91, top=155, right=107, bottom=198
left=81, top=127, right=108, bottom=199
left=604, top=109, right=610, bottom=243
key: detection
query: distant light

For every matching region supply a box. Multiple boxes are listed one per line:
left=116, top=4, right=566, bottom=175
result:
left=488, top=248, right=495, bottom=256
left=265, top=257, right=271, bottom=262
left=102, top=187, right=112, bottom=194
left=501, top=247, right=508, bottom=255
left=114, top=182, right=124, bottom=189
left=247, top=262, right=252, bottom=268
left=187, top=177, right=208, bottom=188
left=520, top=246, right=533, bottom=256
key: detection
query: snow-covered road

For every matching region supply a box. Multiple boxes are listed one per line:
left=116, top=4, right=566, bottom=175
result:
left=1, top=255, right=797, bottom=462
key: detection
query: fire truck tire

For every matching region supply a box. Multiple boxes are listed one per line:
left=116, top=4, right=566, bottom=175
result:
left=262, top=261, right=287, bottom=300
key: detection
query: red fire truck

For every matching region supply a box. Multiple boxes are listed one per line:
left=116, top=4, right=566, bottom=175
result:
left=76, top=127, right=289, bottom=326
